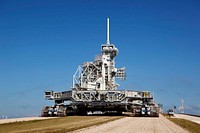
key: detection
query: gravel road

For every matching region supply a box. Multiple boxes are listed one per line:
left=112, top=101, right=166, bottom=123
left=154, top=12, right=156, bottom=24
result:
left=0, top=117, right=56, bottom=124
left=72, top=115, right=189, bottom=133
left=174, top=114, right=200, bottom=124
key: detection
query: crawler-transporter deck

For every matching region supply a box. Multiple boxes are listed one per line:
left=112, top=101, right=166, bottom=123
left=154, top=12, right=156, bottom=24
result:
left=41, top=18, right=159, bottom=117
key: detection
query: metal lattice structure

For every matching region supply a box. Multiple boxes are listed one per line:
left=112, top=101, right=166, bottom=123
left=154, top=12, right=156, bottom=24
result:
left=42, top=18, right=159, bottom=117
left=72, top=47, right=126, bottom=91
left=73, top=19, right=125, bottom=91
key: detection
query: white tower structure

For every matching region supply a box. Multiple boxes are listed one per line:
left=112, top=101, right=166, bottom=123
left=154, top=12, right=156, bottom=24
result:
left=42, top=18, right=160, bottom=117
left=73, top=18, right=126, bottom=90
left=180, top=99, right=184, bottom=113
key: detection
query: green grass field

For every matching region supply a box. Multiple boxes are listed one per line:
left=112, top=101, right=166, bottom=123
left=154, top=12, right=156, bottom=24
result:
left=0, top=116, right=123, bottom=133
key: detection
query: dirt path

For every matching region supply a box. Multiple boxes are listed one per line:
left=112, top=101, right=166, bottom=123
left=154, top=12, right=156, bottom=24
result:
left=72, top=115, right=189, bottom=133
left=0, top=117, right=56, bottom=124
left=174, top=114, right=200, bottom=124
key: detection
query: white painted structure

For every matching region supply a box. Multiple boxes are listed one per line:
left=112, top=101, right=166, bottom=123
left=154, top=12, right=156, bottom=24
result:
left=73, top=18, right=125, bottom=91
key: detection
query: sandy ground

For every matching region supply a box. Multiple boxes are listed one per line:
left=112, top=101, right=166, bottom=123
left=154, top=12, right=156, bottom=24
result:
left=71, top=115, right=189, bottom=133
left=0, top=117, right=56, bottom=124
left=174, top=114, right=200, bottom=124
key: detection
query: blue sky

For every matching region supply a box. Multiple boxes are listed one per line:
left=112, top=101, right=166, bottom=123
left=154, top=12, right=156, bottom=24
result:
left=0, top=0, right=200, bottom=118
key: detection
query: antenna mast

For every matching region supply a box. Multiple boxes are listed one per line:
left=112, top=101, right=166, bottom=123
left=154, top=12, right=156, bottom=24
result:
left=106, top=18, right=110, bottom=44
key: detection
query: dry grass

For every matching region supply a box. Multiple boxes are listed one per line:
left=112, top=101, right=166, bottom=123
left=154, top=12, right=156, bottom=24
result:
left=0, top=116, right=123, bottom=133
left=169, top=118, right=200, bottom=133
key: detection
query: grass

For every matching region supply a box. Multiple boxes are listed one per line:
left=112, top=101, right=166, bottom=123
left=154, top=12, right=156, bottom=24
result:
left=168, top=118, right=200, bottom=133
left=0, top=116, right=123, bottom=133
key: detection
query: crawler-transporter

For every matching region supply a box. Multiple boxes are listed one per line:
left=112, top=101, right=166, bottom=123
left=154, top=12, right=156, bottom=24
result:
left=41, top=18, right=159, bottom=117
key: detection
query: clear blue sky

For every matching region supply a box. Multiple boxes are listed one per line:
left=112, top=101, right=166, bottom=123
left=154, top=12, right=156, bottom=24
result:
left=0, top=0, right=200, bottom=118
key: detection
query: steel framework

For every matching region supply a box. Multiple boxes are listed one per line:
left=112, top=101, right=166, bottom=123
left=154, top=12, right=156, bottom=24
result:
left=42, top=18, right=159, bottom=117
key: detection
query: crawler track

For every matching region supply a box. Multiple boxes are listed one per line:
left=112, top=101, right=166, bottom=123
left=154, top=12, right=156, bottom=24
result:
left=72, top=115, right=189, bottom=133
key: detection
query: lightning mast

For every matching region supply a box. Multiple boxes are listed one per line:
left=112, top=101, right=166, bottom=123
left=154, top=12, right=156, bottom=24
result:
left=180, top=99, right=184, bottom=113
left=106, top=18, right=110, bottom=44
